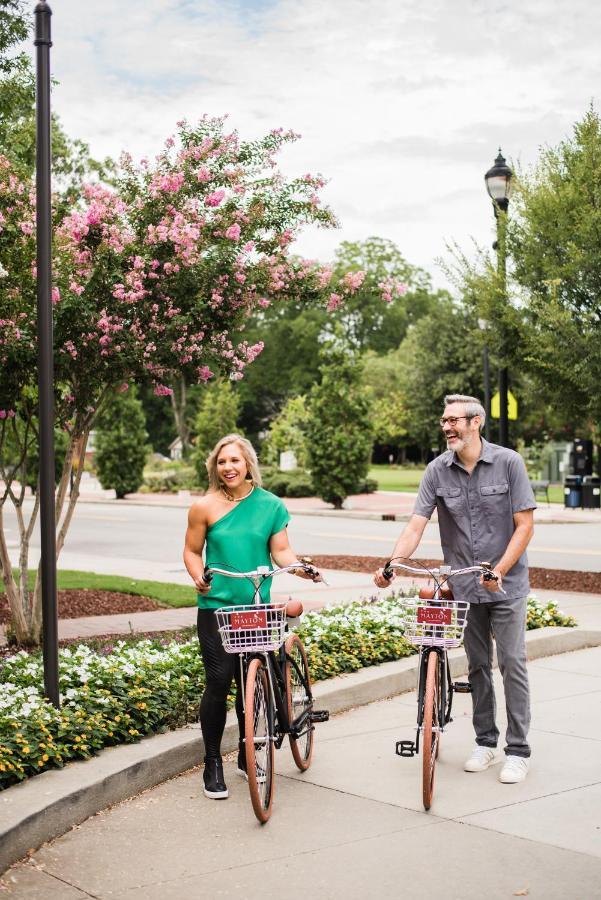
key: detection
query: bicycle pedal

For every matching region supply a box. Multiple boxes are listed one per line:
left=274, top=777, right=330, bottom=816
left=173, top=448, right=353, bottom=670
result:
left=395, top=740, right=417, bottom=757
left=310, top=710, right=330, bottom=723
left=453, top=681, right=472, bottom=693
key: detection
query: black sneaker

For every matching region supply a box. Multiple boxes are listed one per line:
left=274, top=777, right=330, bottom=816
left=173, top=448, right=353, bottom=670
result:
left=203, top=756, right=228, bottom=799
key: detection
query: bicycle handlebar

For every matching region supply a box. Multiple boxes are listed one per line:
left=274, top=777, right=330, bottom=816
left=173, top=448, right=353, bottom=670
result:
left=204, top=562, right=326, bottom=585
left=381, top=559, right=506, bottom=593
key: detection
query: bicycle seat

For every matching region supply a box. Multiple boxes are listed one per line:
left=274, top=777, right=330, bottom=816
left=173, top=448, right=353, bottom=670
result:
left=286, top=599, right=303, bottom=618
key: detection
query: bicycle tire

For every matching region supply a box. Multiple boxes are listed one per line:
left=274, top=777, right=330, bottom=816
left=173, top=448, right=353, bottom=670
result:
left=285, top=634, right=314, bottom=771
left=422, top=651, right=440, bottom=810
left=245, top=658, right=275, bottom=824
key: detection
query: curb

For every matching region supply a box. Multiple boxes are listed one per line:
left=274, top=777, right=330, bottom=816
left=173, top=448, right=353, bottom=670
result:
left=69, top=495, right=600, bottom=524
left=2, top=626, right=601, bottom=873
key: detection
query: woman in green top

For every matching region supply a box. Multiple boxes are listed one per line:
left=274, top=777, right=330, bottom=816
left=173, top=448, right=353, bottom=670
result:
left=183, top=433, right=316, bottom=800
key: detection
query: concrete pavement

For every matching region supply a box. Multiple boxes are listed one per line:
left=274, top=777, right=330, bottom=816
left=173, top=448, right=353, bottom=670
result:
left=74, top=486, right=601, bottom=524
left=3, top=644, right=601, bottom=898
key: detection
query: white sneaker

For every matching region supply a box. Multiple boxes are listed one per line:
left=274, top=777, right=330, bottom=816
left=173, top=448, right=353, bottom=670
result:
left=464, top=746, right=498, bottom=772
left=499, top=755, right=529, bottom=783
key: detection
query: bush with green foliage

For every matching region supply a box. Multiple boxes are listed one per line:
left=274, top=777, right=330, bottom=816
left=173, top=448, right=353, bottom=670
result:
left=95, top=389, right=148, bottom=498
left=262, top=467, right=314, bottom=497
left=191, top=380, right=241, bottom=489
left=262, top=395, right=310, bottom=469
left=306, top=344, right=373, bottom=508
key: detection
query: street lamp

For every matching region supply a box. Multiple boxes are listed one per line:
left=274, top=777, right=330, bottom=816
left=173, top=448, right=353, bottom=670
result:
left=35, top=0, right=60, bottom=707
left=484, top=149, right=513, bottom=447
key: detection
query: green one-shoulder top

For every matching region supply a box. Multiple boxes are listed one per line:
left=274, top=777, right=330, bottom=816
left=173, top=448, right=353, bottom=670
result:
left=199, top=487, right=290, bottom=610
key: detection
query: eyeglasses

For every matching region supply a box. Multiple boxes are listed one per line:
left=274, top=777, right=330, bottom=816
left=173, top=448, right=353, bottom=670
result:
left=439, top=415, right=473, bottom=428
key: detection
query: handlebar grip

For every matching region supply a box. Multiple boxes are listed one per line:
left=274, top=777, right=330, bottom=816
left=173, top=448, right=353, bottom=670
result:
left=203, top=566, right=213, bottom=585
left=382, top=562, right=393, bottom=581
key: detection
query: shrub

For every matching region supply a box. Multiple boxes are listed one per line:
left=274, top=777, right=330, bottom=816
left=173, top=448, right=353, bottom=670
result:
left=306, top=344, right=373, bottom=508
left=95, top=389, right=148, bottom=498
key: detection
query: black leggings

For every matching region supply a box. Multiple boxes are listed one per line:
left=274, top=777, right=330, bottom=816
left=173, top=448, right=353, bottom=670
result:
left=197, top=609, right=245, bottom=759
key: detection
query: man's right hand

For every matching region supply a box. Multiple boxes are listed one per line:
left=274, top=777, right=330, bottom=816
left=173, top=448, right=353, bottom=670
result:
left=374, top=568, right=394, bottom=588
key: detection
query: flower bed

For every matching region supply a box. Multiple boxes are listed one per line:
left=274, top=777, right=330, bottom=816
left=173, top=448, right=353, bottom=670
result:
left=0, top=593, right=575, bottom=789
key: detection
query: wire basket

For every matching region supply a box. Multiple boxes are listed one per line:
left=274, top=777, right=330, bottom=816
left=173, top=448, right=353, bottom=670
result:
left=215, top=603, right=288, bottom=654
left=400, top=597, right=470, bottom=649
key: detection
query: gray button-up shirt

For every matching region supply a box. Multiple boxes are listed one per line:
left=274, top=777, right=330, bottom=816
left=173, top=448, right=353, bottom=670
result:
left=413, top=438, right=536, bottom=603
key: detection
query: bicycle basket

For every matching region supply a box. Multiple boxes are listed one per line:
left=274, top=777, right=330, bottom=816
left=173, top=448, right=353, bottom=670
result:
left=400, top=596, right=470, bottom=649
left=215, top=603, right=288, bottom=653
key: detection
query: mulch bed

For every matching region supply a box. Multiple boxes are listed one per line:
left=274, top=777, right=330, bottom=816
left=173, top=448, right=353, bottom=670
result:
left=0, top=556, right=596, bottom=629
left=307, top=555, right=600, bottom=595
left=0, top=590, right=163, bottom=625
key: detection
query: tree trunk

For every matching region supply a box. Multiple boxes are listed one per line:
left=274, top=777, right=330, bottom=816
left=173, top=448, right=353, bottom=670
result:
left=170, top=375, right=191, bottom=457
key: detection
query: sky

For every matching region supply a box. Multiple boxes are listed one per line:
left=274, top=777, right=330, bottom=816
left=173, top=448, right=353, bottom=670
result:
left=32, top=0, right=601, bottom=287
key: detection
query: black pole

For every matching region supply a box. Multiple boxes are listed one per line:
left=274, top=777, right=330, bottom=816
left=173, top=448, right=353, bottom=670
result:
left=495, top=201, right=509, bottom=448
left=482, top=345, right=491, bottom=441
left=35, top=1, right=59, bottom=708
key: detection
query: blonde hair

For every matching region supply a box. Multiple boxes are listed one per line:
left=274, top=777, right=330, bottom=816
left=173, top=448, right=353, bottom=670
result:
left=206, top=433, right=263, bottom=491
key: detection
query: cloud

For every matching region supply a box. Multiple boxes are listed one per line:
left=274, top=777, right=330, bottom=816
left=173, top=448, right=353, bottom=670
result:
left=33, top=0, right=601, bottom=282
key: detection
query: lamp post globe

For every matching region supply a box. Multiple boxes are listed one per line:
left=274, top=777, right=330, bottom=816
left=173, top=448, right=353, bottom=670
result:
left=485, top=149, right=513, bottom=213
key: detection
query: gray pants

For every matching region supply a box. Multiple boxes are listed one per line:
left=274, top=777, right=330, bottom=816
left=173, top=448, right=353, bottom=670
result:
left=463, top=596, right=531, bottom=758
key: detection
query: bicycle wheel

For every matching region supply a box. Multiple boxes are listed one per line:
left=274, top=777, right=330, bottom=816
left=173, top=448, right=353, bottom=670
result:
left=245, top=658, right=275, bottom=824
left=285, top=634, right=314, bottom=771
left=422, top=650, right=440, bottom=811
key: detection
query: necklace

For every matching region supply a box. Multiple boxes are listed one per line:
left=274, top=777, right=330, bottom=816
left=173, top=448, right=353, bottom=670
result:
left=220, top=483, right=255, bottom=503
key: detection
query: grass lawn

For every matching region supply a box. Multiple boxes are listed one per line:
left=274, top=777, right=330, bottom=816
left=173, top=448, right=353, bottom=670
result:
left=369, top=466, right=565, bottom=504
left=368, top=465, right=425, bottom=492
left=13, top=570, right=196, bottom=608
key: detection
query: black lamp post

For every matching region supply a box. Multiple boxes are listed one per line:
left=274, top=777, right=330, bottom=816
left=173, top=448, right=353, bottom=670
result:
left=484, top=149, right=513, bottom=447
left=35, top=1, right=59, bottom=708
left=477, top=318, right=491, bottom=441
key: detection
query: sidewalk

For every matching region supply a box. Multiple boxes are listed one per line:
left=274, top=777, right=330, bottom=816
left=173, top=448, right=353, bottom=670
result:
left=73, top=487, right=601, bottom=524
left=3, top=644, right=601, bottom=898
left=28, top=572, right=601, bottom=643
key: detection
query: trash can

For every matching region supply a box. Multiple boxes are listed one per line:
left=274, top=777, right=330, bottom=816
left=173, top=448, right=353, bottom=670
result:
left=564, top=475, right=582, bottom=508
left=581, top=476, right=600, bottom=509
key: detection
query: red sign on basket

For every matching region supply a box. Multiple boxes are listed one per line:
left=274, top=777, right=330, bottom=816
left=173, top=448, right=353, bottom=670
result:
left=230, top=610, right=267, bottom=630
left=417, top=606, right=452, bottom=626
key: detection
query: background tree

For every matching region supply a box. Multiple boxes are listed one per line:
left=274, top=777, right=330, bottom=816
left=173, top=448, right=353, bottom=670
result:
left=237, top=236, right=449, bottom=437
left=262, top=394, right=310, bottom=469
left=305, top=343, right=373, bottom=508
left=95, top=388, right=148, bottom=498
left=395, top=300, right=484, bottom=454
left=191, top=380, right=241, bottom=487
left=508, top=107, right=601, bottom=433
left=0, top=118, right=359, bottom=645
left=361, top=350, right=409, bottom=460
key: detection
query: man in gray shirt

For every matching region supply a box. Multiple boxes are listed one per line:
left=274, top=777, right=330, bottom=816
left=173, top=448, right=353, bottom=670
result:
left=375, top=394, right=536, bottom=783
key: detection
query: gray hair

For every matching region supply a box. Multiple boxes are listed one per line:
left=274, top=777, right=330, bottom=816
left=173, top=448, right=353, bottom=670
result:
left=443, top=394, right=486, bottom=431
left=206, top=433, right=263, bottom=491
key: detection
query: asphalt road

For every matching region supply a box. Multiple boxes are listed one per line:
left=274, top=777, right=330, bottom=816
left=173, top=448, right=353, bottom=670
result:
left=4, top=500, right=601, bottom=581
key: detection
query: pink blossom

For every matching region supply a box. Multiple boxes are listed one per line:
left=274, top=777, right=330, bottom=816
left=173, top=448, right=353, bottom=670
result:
left=197, top=167, right=211, bottom=182
left=52, top=287, right=61, bottom=305
left=0, top=411, right=6, bottom=419
left=197, top=366, right=214, bottom=383
left=153, top=384, right=173, bottom=397
left=327, top=292, right=342, bottom=312
left=225, top=223, right=241, bottom=241
left=117, top=382, right=129, bottom=393
left=343, top=270, right=365, bottom=291
left=205, top=190, right=225, bottom=208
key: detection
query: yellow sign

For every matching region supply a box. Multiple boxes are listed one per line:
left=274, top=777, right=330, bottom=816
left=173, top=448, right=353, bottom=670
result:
left=491, top=390, right=518, bottom=420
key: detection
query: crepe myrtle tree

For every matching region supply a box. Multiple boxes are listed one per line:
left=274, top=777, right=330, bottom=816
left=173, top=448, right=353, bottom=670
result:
left=0, top=117, right=364, bottom=645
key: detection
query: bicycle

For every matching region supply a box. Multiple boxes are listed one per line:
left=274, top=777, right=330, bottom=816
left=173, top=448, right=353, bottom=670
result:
left=204, top=562, right=330, bottom=824
left=381, top=557, right=502, bottom=811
